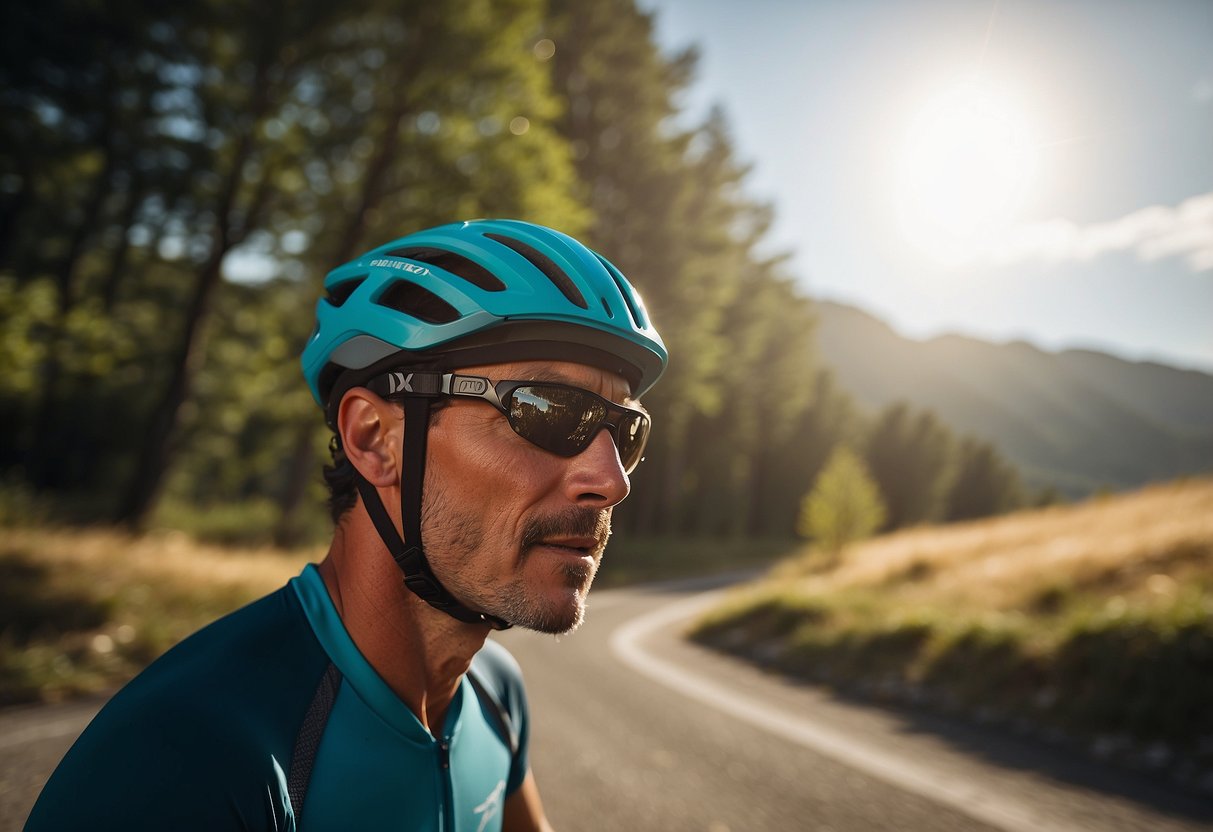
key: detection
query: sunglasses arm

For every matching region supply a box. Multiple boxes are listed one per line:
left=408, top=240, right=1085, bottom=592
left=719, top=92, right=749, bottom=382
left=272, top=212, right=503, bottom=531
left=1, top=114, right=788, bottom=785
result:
left=439, top=373, right=507, bottom=411
left=367, top=371, right=505, bottom=411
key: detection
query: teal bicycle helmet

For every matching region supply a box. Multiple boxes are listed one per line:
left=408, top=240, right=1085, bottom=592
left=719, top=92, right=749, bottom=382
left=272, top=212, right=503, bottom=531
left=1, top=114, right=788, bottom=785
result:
left=301, top=219, right=667, bottom=629
left=303, top=219, right=666, bottom=413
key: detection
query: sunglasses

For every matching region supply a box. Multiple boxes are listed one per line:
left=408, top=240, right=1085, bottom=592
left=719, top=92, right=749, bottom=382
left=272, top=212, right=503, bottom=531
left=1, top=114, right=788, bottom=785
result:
left=371, top=371, right=651, bottom=473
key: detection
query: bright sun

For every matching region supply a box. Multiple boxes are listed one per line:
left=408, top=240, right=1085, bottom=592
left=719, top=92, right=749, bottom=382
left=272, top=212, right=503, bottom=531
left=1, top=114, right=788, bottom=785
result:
left=893, top=80, right=1038, bottom=263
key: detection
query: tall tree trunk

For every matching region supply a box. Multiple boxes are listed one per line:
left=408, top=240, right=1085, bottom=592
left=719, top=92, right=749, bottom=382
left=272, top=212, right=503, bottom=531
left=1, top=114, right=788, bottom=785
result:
left=99, top=168, right=144, bottom=312
left=655, top=406, right=689, bottom=536
left=115, top=241, right=228, bottom=527
left=115, top=61, right=272, bottom=528
left=100, top=86, right=155, bottom=312
left=745, top=444, right=769, bottom=537
left=272, top=81, right=418, bottom=546
left=271, top=419, right=322, bottom=547
left=0, top=171, right=30, bottom=270
left=28, top=126, right=116, bottom=489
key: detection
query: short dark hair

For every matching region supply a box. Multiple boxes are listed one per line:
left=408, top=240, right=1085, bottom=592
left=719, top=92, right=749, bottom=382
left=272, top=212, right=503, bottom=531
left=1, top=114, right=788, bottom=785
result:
left=322, top=400, right=447, bottom=524
left=323, top=434, right=359, bottom=524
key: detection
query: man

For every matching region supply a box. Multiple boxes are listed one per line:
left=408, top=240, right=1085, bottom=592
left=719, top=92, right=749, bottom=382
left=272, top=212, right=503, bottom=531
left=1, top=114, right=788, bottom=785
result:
left=26, top=219, right=667, bottom=830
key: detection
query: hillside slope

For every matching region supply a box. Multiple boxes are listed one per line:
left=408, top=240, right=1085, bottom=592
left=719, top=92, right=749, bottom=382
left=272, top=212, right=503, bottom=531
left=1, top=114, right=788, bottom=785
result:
left=693, top=478, right=1213, bottom=784
left=813, top=300, right=1213, bottom=493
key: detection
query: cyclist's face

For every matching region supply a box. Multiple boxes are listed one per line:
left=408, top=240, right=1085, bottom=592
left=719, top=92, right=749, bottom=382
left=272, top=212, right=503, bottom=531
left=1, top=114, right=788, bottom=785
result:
left=420, top=360, right=634, bottom=633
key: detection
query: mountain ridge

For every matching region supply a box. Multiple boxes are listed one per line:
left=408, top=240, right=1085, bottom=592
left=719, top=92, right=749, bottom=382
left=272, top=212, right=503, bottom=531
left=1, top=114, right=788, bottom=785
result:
left=812, top=300, right=1213, bottom=494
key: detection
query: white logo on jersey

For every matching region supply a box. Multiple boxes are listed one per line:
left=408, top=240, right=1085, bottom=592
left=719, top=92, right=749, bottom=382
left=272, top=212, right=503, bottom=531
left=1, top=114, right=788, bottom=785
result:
left=473, top=780, right=506, bottom=832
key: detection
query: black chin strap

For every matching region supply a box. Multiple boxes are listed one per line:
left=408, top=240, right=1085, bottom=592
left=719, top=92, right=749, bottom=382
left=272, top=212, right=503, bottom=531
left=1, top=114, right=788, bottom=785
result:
left=353, top=395, right=510, bottom=630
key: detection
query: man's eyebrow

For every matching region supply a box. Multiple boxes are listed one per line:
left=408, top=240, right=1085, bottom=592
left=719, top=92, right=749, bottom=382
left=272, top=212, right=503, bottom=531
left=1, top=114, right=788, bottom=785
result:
left=517, top=369, right=574, bottom=384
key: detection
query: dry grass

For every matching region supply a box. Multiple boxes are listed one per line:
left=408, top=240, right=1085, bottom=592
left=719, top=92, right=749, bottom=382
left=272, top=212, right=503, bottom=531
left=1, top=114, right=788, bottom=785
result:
left=776, top=480, right=1213, bottom=603
left=693, top=478, right=1213, bottom=776
left=0, top=523, right=787, bottom=706
left=771, top=478, right=1213, bottom=613
left=0, top=528, right=318, bottom=704
left=4, top=526, right=319, bottom=593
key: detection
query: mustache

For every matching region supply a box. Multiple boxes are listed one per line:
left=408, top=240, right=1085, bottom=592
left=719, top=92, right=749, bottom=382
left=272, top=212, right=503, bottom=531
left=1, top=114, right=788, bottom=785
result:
left=521, top=508, right=612, bottom=551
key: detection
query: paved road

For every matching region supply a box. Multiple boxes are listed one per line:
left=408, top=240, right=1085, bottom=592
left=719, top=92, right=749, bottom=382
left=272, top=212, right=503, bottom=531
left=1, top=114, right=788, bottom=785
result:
left=3, top=577, right=1211, bottom=830
left=0, top=694, right=111, bottom=829
left=496, top=577, right=1213, bottom=832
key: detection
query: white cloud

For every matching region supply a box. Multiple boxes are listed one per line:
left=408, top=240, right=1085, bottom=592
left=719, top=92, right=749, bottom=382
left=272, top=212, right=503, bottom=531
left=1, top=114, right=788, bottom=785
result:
left=977, top=192, right=1213, bottom=273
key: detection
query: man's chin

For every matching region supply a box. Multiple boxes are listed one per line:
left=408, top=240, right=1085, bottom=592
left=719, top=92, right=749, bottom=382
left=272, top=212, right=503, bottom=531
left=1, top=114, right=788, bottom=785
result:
left=524, top=606, right=585, bottom=635
left=480, top=546, right=601, bottom=633
left=494, top=583, right=590, bottom=635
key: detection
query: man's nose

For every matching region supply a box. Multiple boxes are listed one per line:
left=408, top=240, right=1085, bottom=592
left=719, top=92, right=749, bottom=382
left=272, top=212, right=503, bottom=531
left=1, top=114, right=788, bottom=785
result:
left=563, top=429, right=630, bottom=508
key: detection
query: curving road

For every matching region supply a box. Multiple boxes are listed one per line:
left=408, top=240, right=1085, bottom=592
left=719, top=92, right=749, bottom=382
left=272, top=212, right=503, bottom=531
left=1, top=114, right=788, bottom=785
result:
left=495, top=576, right=1213, bottom=832
left=3, top=576, right=1211, bottom=830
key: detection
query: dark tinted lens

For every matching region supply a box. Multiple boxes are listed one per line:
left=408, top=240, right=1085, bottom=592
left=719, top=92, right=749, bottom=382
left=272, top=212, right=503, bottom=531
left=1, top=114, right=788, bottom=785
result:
left=509, top=386, right=607, bottom=456
left=614, top=411, right=650, bottom=472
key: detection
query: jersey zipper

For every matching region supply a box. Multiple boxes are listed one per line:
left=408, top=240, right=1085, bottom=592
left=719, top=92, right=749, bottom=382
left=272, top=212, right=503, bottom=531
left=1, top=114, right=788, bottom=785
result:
left=438, top=736, right=454, bottom=831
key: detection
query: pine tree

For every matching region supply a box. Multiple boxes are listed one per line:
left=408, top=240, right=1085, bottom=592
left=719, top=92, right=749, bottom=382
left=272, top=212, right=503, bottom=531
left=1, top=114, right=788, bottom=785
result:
left=756, top=370, right=863, bottom=537
left=864, top=403, right=956, bottom=529
left=798, top=445, right=886, bottom=556
left=944, top=437, right=1023, bottom=521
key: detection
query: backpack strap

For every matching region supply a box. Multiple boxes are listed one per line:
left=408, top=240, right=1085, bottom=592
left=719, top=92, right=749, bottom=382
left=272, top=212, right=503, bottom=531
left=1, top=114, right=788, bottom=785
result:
left=288, top=662, right=342, bottom=821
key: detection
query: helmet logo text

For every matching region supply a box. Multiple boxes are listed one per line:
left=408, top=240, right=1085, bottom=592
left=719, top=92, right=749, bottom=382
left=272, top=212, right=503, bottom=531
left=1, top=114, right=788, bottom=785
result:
left=370, top=258, right=431, bottom=276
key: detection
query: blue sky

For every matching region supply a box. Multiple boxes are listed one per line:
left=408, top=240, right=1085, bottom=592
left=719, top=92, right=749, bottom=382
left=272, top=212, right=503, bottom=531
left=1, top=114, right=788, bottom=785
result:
left=642, top=0, right=1213, bottom=372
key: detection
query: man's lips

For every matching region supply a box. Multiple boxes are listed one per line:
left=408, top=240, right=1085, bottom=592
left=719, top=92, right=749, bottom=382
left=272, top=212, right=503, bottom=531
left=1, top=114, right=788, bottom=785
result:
left=535, top=537, right=601, bottom=555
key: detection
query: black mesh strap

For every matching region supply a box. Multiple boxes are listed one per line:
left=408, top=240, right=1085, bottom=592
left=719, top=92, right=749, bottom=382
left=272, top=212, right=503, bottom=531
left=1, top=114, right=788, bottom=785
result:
left=467, top=665, right=519, bottom=757
left=288, top=663, right=342, bottom=821
left=398, top=396, right=430, bottom=583
left=351, top=396, right=510, bottom=629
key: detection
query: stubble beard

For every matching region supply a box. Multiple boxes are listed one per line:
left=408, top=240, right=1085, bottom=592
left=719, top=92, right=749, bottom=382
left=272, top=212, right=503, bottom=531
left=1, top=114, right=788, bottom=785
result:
left=421, top=482, right=611, bottom=634
left=500, top=508, right=611, bottom=634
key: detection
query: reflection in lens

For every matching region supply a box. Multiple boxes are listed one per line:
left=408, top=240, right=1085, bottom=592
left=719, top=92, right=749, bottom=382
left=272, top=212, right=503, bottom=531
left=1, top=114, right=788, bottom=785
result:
left=506, top=384, right=651, bottom=471
left=617, top=413, right=649, bottom=471
left=513, top=389, right=552, bottom=413
left=510, top=386, right=605, bottom=456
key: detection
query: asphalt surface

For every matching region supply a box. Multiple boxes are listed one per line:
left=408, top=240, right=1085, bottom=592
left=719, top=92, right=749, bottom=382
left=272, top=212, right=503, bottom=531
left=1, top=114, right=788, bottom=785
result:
left=495, top=576, right=1213, bottom=832
left=0, top=693, right=109, bottom=829
left=3, top=576, right=1211, bottom=831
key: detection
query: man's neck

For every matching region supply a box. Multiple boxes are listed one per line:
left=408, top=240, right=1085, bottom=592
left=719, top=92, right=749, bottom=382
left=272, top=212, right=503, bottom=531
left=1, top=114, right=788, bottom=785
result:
left=318, top=523, right=491, bottom=735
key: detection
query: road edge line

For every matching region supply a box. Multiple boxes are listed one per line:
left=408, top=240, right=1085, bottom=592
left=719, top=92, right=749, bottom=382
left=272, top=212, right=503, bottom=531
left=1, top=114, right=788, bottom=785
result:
left=608, top=588, right=1069, bottom=832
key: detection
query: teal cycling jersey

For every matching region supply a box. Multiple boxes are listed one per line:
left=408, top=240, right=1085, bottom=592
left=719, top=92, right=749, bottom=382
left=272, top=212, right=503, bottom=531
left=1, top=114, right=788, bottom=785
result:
left=26, top=564, right=530, bottom=831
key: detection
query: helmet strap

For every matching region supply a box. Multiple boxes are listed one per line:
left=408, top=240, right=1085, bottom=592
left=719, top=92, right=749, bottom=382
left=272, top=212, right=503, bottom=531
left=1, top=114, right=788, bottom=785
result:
left=351, top=396, right=511, bottom=630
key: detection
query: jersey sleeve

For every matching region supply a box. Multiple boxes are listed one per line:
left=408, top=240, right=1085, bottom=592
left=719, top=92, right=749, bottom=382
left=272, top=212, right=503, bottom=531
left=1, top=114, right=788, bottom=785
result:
left=26, top=584, right=329, bottom=831
left=25, top=686, right=296, bottom=830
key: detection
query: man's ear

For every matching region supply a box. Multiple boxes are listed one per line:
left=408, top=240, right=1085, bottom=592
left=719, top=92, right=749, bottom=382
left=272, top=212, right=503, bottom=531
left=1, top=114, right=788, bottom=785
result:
left=337, top=388, right=403, bottom=487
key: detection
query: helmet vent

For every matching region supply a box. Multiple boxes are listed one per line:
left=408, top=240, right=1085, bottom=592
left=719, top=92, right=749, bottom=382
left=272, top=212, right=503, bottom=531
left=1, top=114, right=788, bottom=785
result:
left=385, top=246, right=506, bottom=292
left=376, top=281, right=461, bottom=324
left=326, top=276, right=366, bottom=308
left=593, top=253, right=646, bottom=327
left=600, top=297, right=613, bottom=318
left=484, top=232, right=589, bottom=309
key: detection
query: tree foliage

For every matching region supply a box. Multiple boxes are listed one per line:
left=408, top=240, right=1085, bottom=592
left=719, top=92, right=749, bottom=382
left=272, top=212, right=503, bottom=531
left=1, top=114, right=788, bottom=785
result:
left=863, top=403, right=956, bottom=530
left=797, top=445, right=886, bottom=555
left=944, top=436, right=1023, bottom=521
left=0, top=0, right=1024, bottom=544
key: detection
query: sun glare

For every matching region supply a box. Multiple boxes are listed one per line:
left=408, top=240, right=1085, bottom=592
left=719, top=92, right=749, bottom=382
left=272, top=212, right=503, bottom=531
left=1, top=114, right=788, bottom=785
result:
left=893, top=79, right=1038, bottom=264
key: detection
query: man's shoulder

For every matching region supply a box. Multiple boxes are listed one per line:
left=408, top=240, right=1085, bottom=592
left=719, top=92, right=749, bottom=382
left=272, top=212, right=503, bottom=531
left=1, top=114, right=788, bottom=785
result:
left=469, top=638, right=525, bottom=702
left=106, top=581, right=323, bottom=717
left=26, top=578, right=330, bottom=831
